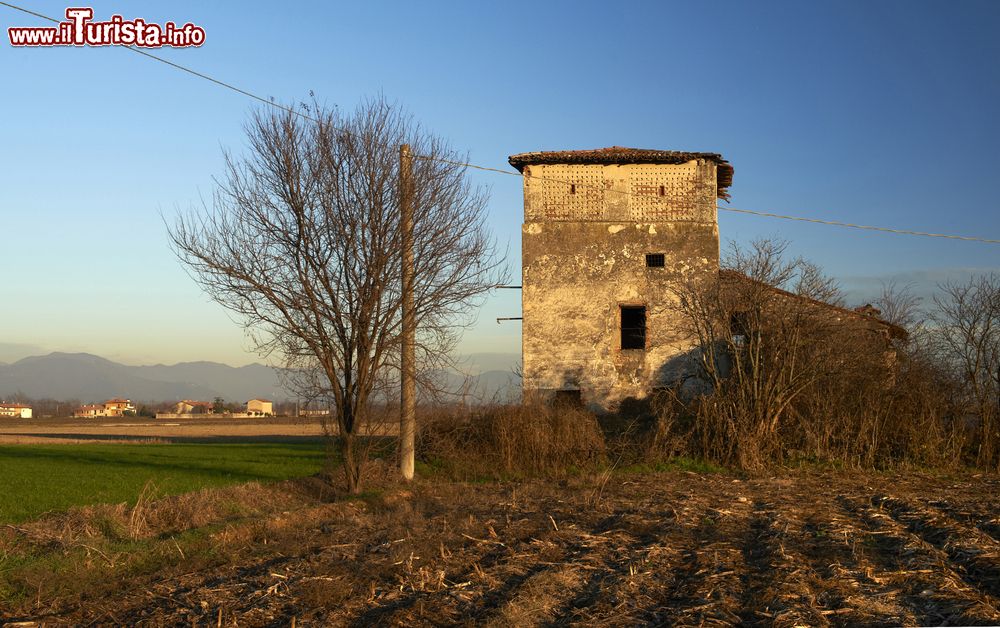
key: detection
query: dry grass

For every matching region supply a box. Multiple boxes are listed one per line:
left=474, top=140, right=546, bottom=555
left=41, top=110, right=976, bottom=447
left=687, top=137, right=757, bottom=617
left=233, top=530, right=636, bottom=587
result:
left=3, top=469, right=1000, bottom=626
left=417, top=402, right=607, bottom=479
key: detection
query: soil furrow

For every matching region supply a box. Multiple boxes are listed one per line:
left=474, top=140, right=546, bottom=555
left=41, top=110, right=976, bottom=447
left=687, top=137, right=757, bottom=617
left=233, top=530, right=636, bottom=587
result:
left=838, top=494, right=1000, bottom=626
left=645, top=506, right=748, bottom=626
left=925, top=497, right=1000, bottom=546
left=873, top=494, right=1000, bottom=602
left=785, top=510, right=915, bottom=626
left=545, top=513, right=678, bottom=625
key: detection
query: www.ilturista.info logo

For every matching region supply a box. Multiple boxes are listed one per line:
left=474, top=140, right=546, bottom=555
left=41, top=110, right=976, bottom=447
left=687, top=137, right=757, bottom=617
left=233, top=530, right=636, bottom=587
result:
left=8, top=7, right=205, bottom=47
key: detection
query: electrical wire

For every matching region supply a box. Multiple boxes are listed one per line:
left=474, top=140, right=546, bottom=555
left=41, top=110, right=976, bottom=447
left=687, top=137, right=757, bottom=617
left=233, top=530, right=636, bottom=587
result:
left=718, top=206, right=1000, bottom=244
left=3, top=1, right=998, bottom=245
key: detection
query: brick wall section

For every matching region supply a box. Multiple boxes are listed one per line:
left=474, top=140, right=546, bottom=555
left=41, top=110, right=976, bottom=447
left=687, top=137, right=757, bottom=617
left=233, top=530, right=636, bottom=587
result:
left=523, top=161, right=717, bottom=223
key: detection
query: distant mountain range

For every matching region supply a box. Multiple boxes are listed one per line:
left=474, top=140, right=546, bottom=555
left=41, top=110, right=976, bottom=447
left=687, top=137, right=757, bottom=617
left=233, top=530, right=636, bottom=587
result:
left=0, top=351, right=520, bottom=404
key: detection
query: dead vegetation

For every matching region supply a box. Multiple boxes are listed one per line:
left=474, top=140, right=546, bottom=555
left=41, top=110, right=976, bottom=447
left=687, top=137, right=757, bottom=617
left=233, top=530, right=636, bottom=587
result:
left=655, top=239, right=996, bottom=474
left=2, top=470, right=1000, bottom=626
left=417, top=402, right=606, bottom=479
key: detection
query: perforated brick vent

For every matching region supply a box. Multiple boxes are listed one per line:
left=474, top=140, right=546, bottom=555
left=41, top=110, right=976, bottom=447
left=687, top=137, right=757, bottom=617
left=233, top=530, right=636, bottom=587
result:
left=524, top=162, right=716, bottom=222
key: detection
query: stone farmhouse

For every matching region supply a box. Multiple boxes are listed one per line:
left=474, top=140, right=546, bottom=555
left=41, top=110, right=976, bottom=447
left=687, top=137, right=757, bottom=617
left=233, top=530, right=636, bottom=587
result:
left=510, top=146, right=900, bottom=411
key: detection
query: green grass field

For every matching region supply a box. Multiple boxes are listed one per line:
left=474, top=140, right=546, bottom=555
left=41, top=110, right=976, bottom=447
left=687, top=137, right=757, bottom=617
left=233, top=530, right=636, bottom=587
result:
left=0, top=442, right=327, bottom=524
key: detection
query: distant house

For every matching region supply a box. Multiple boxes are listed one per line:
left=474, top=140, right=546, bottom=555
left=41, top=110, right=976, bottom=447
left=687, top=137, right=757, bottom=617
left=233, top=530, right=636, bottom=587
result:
left=103, top=398, right=136, bottom=416
left=74, top=398, right=136, bottom=418
left=174, top=400, right=212, bottom=415
left=74, top=404, right=104, bottom=417
left=300, top=408, right=330, bottom=418
left=246, top=398, right=273, bottom=416
left=0, top=403, right=32, bottom=419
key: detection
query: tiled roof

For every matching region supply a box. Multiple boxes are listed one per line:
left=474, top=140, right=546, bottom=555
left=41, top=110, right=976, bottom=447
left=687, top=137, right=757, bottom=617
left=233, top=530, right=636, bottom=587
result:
left=508, top=146, right=733, bottom=197
left=719, top=270, right=908, bottom=340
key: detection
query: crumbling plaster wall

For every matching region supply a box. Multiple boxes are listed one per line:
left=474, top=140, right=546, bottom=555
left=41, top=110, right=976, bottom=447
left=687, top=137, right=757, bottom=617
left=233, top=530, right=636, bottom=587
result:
left=521, top=160, right=720, bottom=410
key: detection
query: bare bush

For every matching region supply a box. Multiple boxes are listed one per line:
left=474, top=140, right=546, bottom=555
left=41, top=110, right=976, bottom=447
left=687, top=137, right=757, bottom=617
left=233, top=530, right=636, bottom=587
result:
left=661, top=239, right=978, bottom=472
left=417, top=403, right=606, bottom=478
left=931, top=274, right=1000, bottom=469
left=672, top=239, right=869, bottom=471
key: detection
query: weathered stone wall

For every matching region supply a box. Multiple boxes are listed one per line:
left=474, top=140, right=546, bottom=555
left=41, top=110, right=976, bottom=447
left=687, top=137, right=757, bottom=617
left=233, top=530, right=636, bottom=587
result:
left=521, top=160, right=720, bottom=410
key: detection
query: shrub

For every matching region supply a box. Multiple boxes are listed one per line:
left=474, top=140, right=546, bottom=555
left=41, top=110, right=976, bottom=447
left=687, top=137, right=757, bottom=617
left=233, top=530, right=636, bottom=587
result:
left=417, top=402, right=606, bottom=479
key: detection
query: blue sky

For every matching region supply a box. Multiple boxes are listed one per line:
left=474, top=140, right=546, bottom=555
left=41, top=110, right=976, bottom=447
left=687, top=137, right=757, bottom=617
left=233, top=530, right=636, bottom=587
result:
left=1, top=1, right=998, bottom=366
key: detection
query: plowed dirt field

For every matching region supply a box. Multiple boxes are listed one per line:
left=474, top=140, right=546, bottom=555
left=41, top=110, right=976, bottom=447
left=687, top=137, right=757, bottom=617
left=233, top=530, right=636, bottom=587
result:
left=3, top=470, right=999, bottom=626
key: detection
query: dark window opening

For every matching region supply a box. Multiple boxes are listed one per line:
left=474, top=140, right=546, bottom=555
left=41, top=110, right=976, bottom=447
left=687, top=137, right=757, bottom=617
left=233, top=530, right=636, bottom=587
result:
left=621, top=305, right=646, bottom=350
left=552, top=389, right=583, bottom=407
left=645, top=253, right=665, bottom=268
left=569, top=183, right=576, bottom=194
left=730, top=311, right=750, bottom=347
left=658, top=185, right=666, bottom=197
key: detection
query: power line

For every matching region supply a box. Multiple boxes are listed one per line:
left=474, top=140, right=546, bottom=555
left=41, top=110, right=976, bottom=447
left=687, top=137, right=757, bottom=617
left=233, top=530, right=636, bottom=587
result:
left=717, top=206, right=1000, bottom=244
left=0, top=0, right=48, bottom=22
left=718, top=206, right=1000, bottom=244
left=434, top=153, right=1000, bottom=244
left=3, top=1, right=998, bottom=246
left=0, top=1, right=321, bottom=125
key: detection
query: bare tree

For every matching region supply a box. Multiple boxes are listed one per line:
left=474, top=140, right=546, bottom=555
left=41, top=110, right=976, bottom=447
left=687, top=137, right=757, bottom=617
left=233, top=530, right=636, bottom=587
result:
left=874, top=280, right=923, bottom=331
left=932, top=274, right=1000, bottom=468
left=169, top=97, right=505, bottom=492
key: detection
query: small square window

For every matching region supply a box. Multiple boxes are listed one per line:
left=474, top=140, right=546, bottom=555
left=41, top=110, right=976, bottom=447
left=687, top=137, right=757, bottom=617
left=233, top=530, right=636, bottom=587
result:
left=621, top=305, right=646, bottom=350
left=645, top=253, right=665, bottom=268
left=730, top=311, right=750, bottom=347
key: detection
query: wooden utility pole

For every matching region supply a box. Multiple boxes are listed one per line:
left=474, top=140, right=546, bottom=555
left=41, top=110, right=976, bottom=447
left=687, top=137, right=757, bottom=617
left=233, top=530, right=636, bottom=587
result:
left=399, top=143, right=416, bottom=481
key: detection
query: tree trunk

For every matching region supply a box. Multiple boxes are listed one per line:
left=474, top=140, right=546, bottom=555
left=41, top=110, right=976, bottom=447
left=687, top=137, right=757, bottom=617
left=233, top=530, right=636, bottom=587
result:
left=341, top=433, right=362, bottom=494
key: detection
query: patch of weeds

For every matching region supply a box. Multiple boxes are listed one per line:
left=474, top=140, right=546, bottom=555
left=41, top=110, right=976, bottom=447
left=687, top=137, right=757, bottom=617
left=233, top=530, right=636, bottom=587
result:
left=123, top=525, right=230, bottom=579
left=342, top=489, right=386, bottom=506
left=0, top=581, right=30, bottom=607
left=217, top=497, right=253, bottom=519
left=619, top=457, right=727, bottom=475
left=669, top=457, right=727, bottom=473
left=0, top=551, right=80, bottom=610
left=94, top=514, right=128, bottom=541
left=415, top=457, right=502, bottom=483
left=0, top=513, right=269, bottom=615
left=415, top=458, right=448, bottom=477
left=784, top=455, right=846, bottom=472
